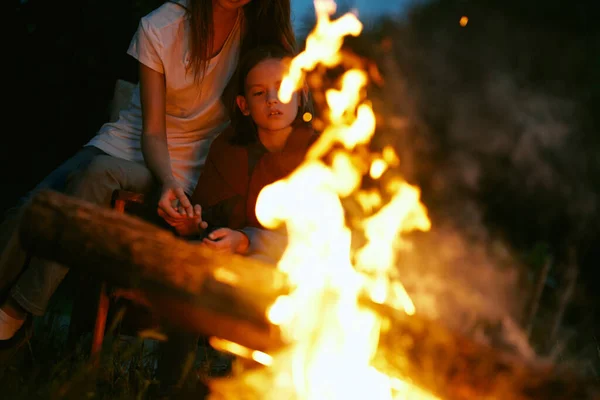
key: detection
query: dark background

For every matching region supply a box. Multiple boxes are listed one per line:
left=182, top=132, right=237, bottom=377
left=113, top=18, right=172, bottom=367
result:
left=6, top=0, right=163, bottom=213
left=6, top=0, right=600, bottom=366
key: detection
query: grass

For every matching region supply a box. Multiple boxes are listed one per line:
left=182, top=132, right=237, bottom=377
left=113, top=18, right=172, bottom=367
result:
left=0, top=302, right=232, bottom=400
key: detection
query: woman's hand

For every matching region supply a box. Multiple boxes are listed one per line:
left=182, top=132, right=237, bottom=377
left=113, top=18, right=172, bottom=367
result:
left=201, top=228, right=249, bottom=255
left=157, top=179, right=195, bottom=219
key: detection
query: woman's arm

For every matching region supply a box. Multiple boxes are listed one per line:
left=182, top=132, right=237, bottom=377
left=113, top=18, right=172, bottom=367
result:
left=139, top=63, right=194, bottom=218
left=139, top=63, right=170, bottom=186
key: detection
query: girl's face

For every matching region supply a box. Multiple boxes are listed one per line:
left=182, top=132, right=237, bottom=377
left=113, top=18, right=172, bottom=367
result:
left=214, top=0, right=252, bottom=11
left=236, top=58, right=299, bottom=133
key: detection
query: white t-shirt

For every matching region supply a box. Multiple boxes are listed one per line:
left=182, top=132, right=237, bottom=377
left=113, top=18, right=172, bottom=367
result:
left=87, top=0, right=242, bottom=194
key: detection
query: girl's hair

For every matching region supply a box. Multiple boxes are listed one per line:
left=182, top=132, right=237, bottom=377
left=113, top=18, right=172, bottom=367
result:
left=172, top=0, right=296, bottom=82
left=229, top=45, right=312, bottom=145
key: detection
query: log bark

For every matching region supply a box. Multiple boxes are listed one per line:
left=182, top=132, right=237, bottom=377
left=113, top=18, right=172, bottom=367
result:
left=18, top=190, right=288, bottom=352
left=18, top=190, right=600, bottom=400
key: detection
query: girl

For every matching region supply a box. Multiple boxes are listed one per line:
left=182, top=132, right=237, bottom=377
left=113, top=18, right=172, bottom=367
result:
left=0, top=0, right=294, bottom=352
left=160, top=44, right=315, bottom=263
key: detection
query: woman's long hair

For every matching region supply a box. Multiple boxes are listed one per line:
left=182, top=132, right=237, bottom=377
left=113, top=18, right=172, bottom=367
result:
left=229, top=45, right=312, bottom=145
left=239, top=0, right=296, bottom=56
left=174, top=0, right=296, bottom=82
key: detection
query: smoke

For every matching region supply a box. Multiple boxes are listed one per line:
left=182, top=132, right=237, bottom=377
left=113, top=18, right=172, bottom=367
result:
left=361, top=56, right=539, bottom=361
left=358, top=3, right=599, bottom=363
left=448, top=73, right=596, bottom=218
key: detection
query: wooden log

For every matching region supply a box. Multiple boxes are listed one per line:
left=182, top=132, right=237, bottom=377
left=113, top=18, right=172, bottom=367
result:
left=18, top=190, right=600, bottom=400
left=18, top=190, right=288, bottom=352
left=369, top=301, right=600, bottom=400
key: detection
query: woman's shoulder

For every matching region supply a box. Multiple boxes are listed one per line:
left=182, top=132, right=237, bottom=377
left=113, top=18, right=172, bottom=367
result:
left=141, top=1, right=187, bottom=31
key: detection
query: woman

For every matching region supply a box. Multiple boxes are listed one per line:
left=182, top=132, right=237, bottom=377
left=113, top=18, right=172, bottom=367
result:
left=0, top=0, right=295, bottom=354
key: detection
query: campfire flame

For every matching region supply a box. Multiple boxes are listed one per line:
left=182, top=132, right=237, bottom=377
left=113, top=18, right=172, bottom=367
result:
left=213, top=1, right=439, bottom=398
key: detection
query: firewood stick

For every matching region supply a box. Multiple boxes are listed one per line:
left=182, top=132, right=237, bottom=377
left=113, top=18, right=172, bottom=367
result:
left=547, top=250, right=579, bottom=352
left=525, top=255, right=552, bottom=338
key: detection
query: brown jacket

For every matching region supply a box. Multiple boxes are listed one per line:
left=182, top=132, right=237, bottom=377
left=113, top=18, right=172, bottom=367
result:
left=191, top=122, right=316, bottom=231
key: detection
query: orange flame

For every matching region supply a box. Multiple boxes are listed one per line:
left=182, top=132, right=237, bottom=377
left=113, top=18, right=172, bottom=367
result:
left=251, top=1, right=438, bottom=398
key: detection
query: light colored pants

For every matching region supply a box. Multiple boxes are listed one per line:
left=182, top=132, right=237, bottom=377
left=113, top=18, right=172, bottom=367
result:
left=0, top=146, right=156, bottom=316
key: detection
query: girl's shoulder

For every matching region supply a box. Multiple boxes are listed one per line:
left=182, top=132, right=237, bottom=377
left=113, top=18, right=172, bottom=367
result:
left=286, top=122, right=318, bottom=151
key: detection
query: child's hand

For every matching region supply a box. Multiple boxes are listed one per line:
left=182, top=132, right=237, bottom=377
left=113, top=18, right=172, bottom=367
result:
left=202, top=228, right=249, bottom=255
left=158, top=204, right=207, bottom=237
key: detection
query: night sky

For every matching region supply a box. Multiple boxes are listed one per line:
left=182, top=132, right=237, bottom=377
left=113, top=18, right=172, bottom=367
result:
left=291, top=0, right=419, bottom=30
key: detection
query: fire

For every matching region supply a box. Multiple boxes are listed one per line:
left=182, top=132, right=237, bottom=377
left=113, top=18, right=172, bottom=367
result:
left=278, top=0, right=363, bottom=104
left=214, top=1, right=439, bottom=399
